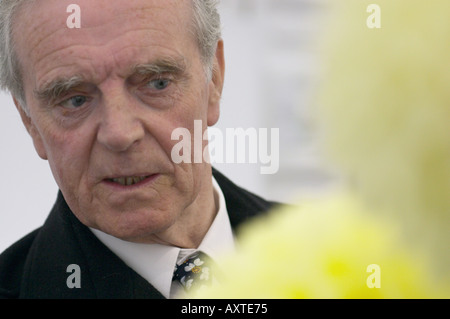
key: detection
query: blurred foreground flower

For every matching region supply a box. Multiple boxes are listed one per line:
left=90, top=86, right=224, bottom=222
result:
left=193, top=193, right=447, bottom=298
left=193, top=0, right=449, bottom=298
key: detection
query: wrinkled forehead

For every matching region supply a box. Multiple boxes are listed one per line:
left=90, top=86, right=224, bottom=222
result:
left=11, top=0, right=194, bottom=66
left=13, top=0, right=192, bottom=32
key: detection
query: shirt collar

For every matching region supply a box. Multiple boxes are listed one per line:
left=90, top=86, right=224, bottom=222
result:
left=90, top=176, right=235, bottom=298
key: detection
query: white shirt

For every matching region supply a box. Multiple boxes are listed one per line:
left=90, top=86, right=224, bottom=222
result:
left=90, top=177, right=235, bottom=298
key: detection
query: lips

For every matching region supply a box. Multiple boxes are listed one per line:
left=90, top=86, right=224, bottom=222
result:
left=109, top=175, right=150, bottom=186
left=103, top=172, right=159, bottom=187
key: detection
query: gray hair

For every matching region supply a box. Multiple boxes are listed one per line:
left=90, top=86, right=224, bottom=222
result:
left=0, top=0, right=222, bottom=113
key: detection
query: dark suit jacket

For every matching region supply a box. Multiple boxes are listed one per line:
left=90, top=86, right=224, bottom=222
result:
left=0, top=169, right=277, bottom=299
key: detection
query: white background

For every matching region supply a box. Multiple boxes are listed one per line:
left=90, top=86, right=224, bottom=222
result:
left=0, top=0, right=340, bottom=252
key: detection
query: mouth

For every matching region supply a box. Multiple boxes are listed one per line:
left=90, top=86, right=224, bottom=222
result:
left=107, top=175, right=152, bottom=186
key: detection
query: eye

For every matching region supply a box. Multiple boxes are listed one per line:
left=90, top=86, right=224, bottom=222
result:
left=61, top=95, right=87, bottom=109
left=147, top=78, right=170, bottom=90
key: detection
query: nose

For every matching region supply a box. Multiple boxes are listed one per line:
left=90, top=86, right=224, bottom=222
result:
left=96, top=91, right=145, bottom=152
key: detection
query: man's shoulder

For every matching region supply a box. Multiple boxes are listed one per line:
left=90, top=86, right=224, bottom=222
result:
left=0, top=193, right=167, bottom=299
left=0, top=228, right=41, bottom=299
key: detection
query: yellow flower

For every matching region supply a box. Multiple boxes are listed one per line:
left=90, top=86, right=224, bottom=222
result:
left=193, top=194, right=448, bottom=298
left=316, top=0, right=450, bottom=275
left=192, top=0, right=450, bottom=299
left=317, top=0, right=450, bottom=225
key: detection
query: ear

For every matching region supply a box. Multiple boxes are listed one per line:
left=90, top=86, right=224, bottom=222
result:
left=13, top=97, right=48, bottom=160
left=207, top=39, right=225, bottom=127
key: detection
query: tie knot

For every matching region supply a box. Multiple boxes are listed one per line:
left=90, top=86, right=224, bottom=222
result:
left=172, top=251, right=212, bottom=292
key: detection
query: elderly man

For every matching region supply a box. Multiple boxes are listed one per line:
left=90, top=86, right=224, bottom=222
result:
left=0, top=0, right=277, bottom=298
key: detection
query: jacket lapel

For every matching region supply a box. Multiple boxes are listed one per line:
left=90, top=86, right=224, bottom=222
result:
left=21, top=192, right=164, bottom=299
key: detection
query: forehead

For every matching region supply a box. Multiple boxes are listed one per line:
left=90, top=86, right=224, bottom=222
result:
left=13, top=0, right=196, bottom=87
left=14, top=0, right=193, bottom=41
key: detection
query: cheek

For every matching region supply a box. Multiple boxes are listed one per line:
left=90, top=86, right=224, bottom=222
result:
left=40, top=126, right=92, bottom=191
left=149, top=95, right=208, bottom=157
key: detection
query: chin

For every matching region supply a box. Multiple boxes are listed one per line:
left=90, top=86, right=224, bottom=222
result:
left=92, top=208, right=178, bottom=243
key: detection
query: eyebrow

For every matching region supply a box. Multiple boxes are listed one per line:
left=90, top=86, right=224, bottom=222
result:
left=132, top=57, right=188, bottom=78
left=34, top=75, right=85, bottom=103
left=34, top=57, right=189, bottom=103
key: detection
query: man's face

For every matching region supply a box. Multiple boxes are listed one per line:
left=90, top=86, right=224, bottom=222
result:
left=13, top=0, right=224, bottom=244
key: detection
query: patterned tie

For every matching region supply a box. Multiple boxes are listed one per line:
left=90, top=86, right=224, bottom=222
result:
left=172, top=251, right=213, bottom=292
